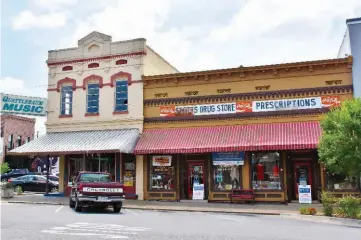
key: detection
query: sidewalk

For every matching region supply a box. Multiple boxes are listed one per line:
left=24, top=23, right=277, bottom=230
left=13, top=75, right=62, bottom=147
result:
left=3, top=194, right=319, bottom=215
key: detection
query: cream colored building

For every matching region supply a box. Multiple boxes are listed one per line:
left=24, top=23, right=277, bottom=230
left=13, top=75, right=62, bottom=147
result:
left=10, top=31, right=178, bottom=199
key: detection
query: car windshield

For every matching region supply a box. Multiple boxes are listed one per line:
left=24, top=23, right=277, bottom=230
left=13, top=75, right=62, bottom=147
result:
left=79, top=173, right=111, bottom=183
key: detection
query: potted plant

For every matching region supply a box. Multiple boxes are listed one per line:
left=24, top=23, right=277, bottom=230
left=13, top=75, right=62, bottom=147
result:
left=1, top=182, right=14, bottom=198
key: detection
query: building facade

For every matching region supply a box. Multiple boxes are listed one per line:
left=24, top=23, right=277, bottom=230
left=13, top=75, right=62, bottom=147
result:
left=0, top=115, right=35, bottom=167
left=134, top=57, right=357, bottom=202
left=338, top=17, right=361, bottom=98
left=10, top=31, right=178, bottom=199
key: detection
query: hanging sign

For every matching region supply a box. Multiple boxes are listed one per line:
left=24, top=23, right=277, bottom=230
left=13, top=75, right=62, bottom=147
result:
left=160, top=96, right=340, bottom=116
left=212, top=152, right=245, bottom=166
left=298, top=185, right=312, bottom=204
left=0, top=93, right=47, bottom=116
left=192, top=184, right=204, bottom=200
left=152, top=156, right=172, bottom=166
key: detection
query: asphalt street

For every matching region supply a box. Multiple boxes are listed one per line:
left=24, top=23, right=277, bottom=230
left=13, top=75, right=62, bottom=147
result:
left=1, top=202, right=360, bottom=240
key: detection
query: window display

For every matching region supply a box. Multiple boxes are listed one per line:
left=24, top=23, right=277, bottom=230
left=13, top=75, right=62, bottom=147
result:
left=213, top=165, right=241, bottom=190
left=327, top=173, right=358, bottom=190
left=150, top=156, right=175, bottom=190
left=251, top=152, right=281, bottom=190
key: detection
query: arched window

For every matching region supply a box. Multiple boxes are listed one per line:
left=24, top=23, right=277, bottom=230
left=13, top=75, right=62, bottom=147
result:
left=114, top=80, right=128, bottom=112
left=115, top=59, right=127, bottom=65
left=62, top=66, right=73, bottom=71
left=88, top=63, right=99, bottom=68
left=60, top=85, right=73, bottom=116
left=86, top=82, right=100, bottom=114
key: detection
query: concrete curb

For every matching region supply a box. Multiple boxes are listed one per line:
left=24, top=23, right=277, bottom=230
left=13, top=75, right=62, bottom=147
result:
left=280, top=213, right=361, bottom=228
left=5, top=200, right=284, bottom=215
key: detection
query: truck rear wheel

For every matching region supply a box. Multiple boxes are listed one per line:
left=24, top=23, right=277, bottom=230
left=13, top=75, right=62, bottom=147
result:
left=113, top=203, right=122, bottom=213
left=74, top=198, right=82, bottom=212
left=69, top=198, right=75, bottom=208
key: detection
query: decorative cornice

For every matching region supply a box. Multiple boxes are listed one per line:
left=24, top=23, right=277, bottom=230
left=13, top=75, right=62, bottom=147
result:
left=47, top=51, right=146, bottom=67
left=142, top=56, right=352, bottom=85
left=144, top=85, right=353, bottom=106
left=145, top=108, right=328, bottom=123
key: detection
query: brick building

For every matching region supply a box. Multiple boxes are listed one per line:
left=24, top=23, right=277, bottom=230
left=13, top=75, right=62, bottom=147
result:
left=0, top=115, right=35, bottom=167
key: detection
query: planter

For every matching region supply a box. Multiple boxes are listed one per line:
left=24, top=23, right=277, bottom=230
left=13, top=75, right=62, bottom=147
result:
left=1, top=188, right=14, bottom=198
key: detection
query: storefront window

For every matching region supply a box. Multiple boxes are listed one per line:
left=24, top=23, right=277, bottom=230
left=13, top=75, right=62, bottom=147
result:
left=251, top=152, right=281, bottom=190
left=69, top=157, right=83, bottom=183
left=213, top=165, right=241, bottom=190
left=327, top=173, right=358, bottom=190
left=149, top=156, right=175, bottom=190
left=85, top=154, right=115, bottom=181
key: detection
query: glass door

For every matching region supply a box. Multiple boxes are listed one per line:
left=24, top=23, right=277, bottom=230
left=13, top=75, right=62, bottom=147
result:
left=294, top=161, right=312, bottom=199
left=187, top=161, right=204, bottom=200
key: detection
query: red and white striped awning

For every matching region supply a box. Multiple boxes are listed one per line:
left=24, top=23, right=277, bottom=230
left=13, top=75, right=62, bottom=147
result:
left=134, top=122, right=321, bottom=154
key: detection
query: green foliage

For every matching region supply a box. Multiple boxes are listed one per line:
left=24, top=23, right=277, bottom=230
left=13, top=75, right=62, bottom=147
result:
left=299, top=207, right=317, bottom=215
left=338, top=195, right=361, bottom=219
left=321, top=191, right=336, bottom=216
left=0, top=162, right=10, bottom=174
left=0, top=182, right=14, bottom=190
left=318, top=98, right=361, bottom=188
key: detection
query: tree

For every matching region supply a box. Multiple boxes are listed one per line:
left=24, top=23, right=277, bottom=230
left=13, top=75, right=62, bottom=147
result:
left=318, top=98, right=361, bottom=190
left=0, top=162, right=10, bottom=174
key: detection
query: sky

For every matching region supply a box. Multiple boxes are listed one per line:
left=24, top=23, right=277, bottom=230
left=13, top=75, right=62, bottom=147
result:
left=1, top=0, right=361, bottom=134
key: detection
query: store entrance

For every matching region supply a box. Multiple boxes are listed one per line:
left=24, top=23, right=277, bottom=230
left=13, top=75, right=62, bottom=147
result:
left=293, top=161, right=312, bottom=199
left=187, top=161, right=205, bottom=200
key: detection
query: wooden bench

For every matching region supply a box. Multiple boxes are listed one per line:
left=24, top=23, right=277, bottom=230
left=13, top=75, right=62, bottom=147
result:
left=230, top=189, right=255, bottom=204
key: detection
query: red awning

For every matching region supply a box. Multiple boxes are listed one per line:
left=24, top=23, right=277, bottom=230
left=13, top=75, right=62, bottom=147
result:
left=134, top=122, right=321, bottom=154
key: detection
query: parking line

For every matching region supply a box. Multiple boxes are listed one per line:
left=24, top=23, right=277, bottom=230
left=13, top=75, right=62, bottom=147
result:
left=125, top=209, right=139, bottom=216
left=55, top=206, right=64, bottom=213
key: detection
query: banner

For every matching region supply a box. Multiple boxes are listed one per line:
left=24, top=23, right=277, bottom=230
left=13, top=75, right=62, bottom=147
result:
left=212, top=152, right=245, bottom=166
left=298, top=185, right=312, bottom=204
left=152, top=156, right=172, bottom=166
left=0, top=93, right=47, bottom=116
left=192, top=184, right=204, bottom=200
left=160, top=96, right=340, bottom=117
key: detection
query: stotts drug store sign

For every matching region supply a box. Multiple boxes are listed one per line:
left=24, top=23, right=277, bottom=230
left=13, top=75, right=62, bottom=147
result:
left=0, top=93, right=47, bottom=117
left=160, top=96, right=340, bottom=116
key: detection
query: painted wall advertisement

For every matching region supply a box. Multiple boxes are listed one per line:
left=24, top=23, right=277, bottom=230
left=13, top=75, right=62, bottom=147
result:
left=0, top=93, right=47, bottom=117
left=160, top=96, right=340, bottom=117
left=298, top=185, right=312, bottom=204
left=192, top=184, right=204, bottom=200
left=152, top=156, right=172, bottom=166
left=212, top=152, right=245, bottom=166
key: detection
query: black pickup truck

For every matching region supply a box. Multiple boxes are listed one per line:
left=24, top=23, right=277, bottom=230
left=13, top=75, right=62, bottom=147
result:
left=69, top=171, right=125, bottom=213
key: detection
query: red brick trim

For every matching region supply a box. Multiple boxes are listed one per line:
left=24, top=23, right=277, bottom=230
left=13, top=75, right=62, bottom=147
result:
left=59, top=115, right=73, bottom=118
left=113, top=111, right=129, bottom=115
left=85, top=113, right=99, bottom=117
left=110, top=71, right=132, bottom=86
left=83, top=75, right=103, bottom=90
left=47, top=51, right=146, bottom=66
left=47, top=77, right=141, bottom=91
left=55, top=77, right=77, bottom=92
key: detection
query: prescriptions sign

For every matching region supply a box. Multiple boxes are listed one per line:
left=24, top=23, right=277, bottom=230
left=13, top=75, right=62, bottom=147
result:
left=0, top=93, right=47, bottom=116
left=160, top=96, right=340, bottom=117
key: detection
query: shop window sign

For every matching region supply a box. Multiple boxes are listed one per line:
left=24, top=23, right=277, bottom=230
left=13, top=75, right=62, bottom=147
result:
left=212, top=152, right=245, bottom=166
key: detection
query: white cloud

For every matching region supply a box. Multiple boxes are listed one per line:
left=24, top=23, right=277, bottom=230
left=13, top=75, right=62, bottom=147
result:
left=12, top=10, right=67, bottom=30
left=0, top=77, right=30, bottom=95
left=33, top=0, right=79, bottom=10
